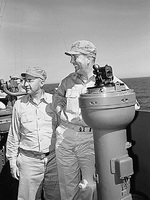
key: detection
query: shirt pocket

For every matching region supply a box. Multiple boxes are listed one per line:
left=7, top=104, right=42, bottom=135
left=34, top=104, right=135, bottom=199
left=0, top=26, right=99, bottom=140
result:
left=21, top=114, right=36, bottom=132
left=65, top=89, right=79, bottom=113
left=42, top=113, right=52, bottom=132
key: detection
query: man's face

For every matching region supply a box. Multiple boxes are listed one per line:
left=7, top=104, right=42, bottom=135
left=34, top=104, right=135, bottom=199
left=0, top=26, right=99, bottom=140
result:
left=70, top=54, right=89, bottom=76
left=24, top=75, right=43, bottom=95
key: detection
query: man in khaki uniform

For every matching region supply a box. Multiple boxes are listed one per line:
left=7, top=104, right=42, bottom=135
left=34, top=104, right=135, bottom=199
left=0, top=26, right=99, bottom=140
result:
left=54, top=40, right=98, bottom=200
left=6, top=67, right=60, bottom=200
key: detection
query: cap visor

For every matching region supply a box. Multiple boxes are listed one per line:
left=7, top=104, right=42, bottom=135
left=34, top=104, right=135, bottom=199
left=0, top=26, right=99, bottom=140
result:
left=21, top=72, right=27, bottom=77
left=21, top=72, right=37, bottom=78
left=65, top=51, right=80, bottom=56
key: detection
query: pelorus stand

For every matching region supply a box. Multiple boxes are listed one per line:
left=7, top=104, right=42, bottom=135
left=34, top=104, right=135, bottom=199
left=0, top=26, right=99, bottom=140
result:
left=79, top=65, right=144, bottom=200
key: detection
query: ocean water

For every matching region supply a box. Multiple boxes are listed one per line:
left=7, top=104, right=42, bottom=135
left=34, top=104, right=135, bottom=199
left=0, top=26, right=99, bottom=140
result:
left=122, top=77, right=150, bottom=111
left=44, top=77, right=150, bottom=111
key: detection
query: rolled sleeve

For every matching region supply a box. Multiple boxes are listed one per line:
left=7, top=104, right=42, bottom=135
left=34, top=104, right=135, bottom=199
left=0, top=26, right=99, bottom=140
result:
left=53, top=80, right=67, bottom=112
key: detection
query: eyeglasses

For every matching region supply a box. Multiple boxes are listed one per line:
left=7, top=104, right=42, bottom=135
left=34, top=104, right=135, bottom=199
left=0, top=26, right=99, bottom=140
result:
left=71, top=55, right=80, bottom=59
left=24, top=78, right=40, bottom=83
left=71, top=54, right=91, bottom=60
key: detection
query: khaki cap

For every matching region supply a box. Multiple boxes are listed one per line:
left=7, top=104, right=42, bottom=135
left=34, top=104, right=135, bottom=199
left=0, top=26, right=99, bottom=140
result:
left=21, top=67, right=47, bottom=80
left=65, top=40, right=97, bottom=58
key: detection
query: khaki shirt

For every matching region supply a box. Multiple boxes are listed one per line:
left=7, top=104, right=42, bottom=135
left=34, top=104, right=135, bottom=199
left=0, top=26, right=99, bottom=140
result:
left=54, top=73, right=130, bottom=126
left=6, top=91, right=55, bottom=167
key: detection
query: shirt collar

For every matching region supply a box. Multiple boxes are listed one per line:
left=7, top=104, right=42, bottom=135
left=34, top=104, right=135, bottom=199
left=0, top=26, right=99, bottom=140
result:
left=74, top=73, right=95, bottom=84
left=27, top=89, right=51, bottom=104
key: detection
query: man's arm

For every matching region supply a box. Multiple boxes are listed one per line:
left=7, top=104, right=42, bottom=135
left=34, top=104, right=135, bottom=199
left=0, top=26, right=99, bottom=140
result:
left=6, top=102, right=21, bottom=179
left=53, top=80, right=67, bottom=115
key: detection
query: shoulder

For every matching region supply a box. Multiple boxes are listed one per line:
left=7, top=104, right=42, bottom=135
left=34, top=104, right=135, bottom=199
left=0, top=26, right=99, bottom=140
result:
left=15, top=95, right=28, bottom=105
left=59, top=73, right=76, bottom=89
left=12, top=95, right=28, bottom=112
left=44, top=92, right=53, bottom=103
left=44, top=92, right=53, bottom=98
left=62, top=72, right=76, bottom=82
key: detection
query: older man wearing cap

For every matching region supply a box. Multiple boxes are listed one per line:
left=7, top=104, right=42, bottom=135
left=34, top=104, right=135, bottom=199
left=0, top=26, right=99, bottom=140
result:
left=54, top=40, right=98, bottom=200
left=6, top=67, right=60, bottom=200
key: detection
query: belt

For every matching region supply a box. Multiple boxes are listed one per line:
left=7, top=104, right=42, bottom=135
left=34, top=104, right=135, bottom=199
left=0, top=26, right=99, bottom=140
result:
left=19, top=148, right=53, bottom=160
left=61, top=121, right=92, bottom=132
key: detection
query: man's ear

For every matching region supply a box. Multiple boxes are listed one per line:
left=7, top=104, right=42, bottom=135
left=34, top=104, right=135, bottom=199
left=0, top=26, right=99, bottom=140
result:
left=86, top=57, right=91, bottom=65
left=40, top=79, right=45, bottom=87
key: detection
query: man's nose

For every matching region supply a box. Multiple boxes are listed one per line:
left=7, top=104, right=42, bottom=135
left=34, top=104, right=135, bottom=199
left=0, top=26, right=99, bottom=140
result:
left=24, top=81, right=29, bottom=86
left=70, top=57, right=75, bottom=64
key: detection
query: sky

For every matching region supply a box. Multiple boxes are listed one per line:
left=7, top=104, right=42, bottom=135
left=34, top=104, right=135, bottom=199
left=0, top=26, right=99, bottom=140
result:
left=0, top=0, right=149, bottom=83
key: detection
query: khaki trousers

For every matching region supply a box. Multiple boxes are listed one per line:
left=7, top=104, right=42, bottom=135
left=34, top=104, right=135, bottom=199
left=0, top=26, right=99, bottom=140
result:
left=56, top=124, right=97, bottom=200
left=17, top=151, right=60, bottom=200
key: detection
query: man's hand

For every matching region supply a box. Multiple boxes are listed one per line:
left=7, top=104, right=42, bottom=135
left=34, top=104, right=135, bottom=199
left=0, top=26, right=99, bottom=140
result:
left=10, top=165, right=19, bottom=180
